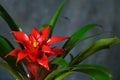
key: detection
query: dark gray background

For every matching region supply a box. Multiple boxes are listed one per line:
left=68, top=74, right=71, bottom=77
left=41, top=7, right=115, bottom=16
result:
left=0, top=0, right=120, bottom=80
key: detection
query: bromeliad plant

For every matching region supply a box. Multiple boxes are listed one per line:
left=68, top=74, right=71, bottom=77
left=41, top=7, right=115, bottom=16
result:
left=0, top=0, right=119, bottom=80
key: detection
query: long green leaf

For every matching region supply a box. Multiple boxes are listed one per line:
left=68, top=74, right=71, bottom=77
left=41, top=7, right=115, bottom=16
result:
left=0, top=4, right=22, bottom=31
left=73, top=64, right=112, bottom=80
left=0, top=35, right=14, bottom=57
left=54, top=71, right=74, bottom=80
left=62, top=24, right=98, bottom=57
left=45, top=67, right=70, bottom=80
left=40, top=0, right=67, bottom=37
left=48, top=0, right=66, bottom=26
left=0, top=36, right=28, bottom=80
left=50, top=57, right=69, bottom=67
left=79, top=32, right=105, bottom=42
left=70, top=37, right=120, bottom=65
left=68, top=32, right=104, bottom=63
left=0, top=36, right=22, bottom=79
left=0, top=61, right=23, bottom=80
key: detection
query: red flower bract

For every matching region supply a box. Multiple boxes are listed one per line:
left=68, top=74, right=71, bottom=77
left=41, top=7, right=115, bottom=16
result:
left=6, top=26, right=68, bottom=71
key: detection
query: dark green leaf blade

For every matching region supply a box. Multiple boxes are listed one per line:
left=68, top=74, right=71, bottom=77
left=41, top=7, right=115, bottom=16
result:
left=70, top=37, right=120, bottom=65
left=54, top=71, right=74, bottom=80
left=50, top=57, right=69, bottom=67
left=45, top=67, right=70, bottom=80
left=0, top=4, right=22, bottom=31
left=63, top=24, right=98, bottom=54
left=40, top=0, right=67, bottom=37
left=80, top=32, right=105, bottom=42
left=48, top=0, right=66, bottom=26
left=0, top=36, right=25, bottom=79
left=0, top=35, right=14, bottom=57
left=0, top=61, right=23, bottom=80
left=0, top=36, right=28, bottom=80
left=73, top=64, right=112, bottom=80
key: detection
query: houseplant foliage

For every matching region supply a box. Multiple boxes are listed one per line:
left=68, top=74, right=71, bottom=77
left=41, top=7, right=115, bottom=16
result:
left=0, top=0, right=120, bottom=80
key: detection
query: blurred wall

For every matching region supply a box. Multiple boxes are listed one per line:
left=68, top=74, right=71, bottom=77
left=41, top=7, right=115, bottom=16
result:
left=0, top=0, right=120, bottom=80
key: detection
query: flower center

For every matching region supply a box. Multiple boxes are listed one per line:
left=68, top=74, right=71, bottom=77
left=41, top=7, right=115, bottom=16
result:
left=33, top=41, right=39, bottom=47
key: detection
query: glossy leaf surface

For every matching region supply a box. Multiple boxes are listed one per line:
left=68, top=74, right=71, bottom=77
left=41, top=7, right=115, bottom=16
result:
left=50, top=57, right=69, bottom=67
left=0, top=36, right=28, bottom=80
left=0, top=4, right=22, bottom=31
left=54, top=71, right=74, bottom=80
left=40, top=0, right=67, bottom=37
left=70, top=37, right=120, bottom=65
left=0, top=61, right=23, bottom=80
left=45, top=67, right=70, bottom=80
left=73, top=64, right=112, bottom=80
left=63, top=24, right=98, bottom=55
left=0, top=35, right=14, bottom=57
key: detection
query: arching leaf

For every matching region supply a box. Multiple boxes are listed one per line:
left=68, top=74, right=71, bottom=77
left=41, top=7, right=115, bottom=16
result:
left=54, top=71, right=74, bottom=80
left=50, top=57, right=69, bottom=67
left=40, top=0, right=67, bottom=37
left=0, top=35, right=28, bottom=80
left=0, top=4, right=22, bottom=31
left=45, top=67, right=70, bottom=80
left=0, top=35, right=14, bottom=57
left=0, top=61, right=23, bottom=80
left=80, top=32, right=104, bottom=42
left=70, top=37, right=120, bottom=65
left=62, top=24, right=98, bottom=57
left=73, top=64, right=112, bottom=80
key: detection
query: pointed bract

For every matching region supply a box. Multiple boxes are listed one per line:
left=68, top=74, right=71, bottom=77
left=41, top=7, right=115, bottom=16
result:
left=52, top=48, right=65, bottom=55
left=30, top=27, right=40, bottom=39
left=6, top=27, right=68, bottom=71
left=40, top=26, right=49, bottom=39
left=37, top=54, right=49, bottom=71
left=42, top=45, right=53, bottom=54
left=12, top=31, right=29, bottom=43
left=5, top=49, right=19, bottom=58
left=47, top=36, right=69, bottom=45
left=16, top=50, right=28, bottom=63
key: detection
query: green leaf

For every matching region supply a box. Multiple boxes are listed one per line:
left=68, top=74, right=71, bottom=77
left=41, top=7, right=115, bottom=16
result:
left=50, top=57, right=69, bottom=67
left=0, top=35, right=14, bottom=57
left=73, top=64, right=112, bottom=80
left=45, top=67, right=70, bottom=80
left=80, top=32, right=105, bottom=42
left=0, top=36, right=17, bottom=66
left=0, top=36, right=28, bottom=80
left=54, top=71, right=74, bottom=80
left=70, top=37, right=120, bottom=65
left=0, top=61, right=23, bottom=80
left=63, top=24, right=98, bottom=56
left=0, top=4, right=22, bottom=31
left=40, top=0, right=67, bottom=37
left=48, top=0, right=66, bottom=26
left=69, top=53, right=74, bottom=62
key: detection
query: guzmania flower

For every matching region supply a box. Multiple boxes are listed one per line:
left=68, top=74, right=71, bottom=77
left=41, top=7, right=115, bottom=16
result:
left=6, top=26, right=68, bottom=71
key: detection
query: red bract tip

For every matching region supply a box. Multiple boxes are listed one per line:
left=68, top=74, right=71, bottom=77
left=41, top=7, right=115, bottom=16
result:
left=6, top=26, right=68, bottom=71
